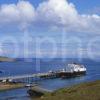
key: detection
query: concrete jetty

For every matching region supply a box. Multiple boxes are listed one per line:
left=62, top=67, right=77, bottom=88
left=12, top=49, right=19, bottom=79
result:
left=0, top=63, right=86, bottom=83
left=27, top=86, right=52, bottom=97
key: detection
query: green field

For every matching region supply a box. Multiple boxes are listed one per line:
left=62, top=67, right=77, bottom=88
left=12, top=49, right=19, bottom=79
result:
left=37, top=80, right=100, bottom=100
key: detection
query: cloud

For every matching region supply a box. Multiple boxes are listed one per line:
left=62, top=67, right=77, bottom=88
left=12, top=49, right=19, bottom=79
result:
left=0, top=0, right=100, bottom=33
left=37, top=0, right=78, bottom=24
left=36, top=0, right=100, bottom=33
left=0, top=0, right=35, bottom=31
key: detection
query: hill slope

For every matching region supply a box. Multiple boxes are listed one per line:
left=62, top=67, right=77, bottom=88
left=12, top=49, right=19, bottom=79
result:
left=38, top=80, right=100, bottom=100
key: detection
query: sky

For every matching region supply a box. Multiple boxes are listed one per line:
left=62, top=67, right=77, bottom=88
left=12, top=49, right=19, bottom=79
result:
left=0, top=0, right=100, bottom=59
left=0, top=0, right=100, bottom=14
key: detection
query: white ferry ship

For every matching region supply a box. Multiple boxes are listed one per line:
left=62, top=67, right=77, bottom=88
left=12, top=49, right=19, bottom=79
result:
left=59, top=63, right=87, bottom=78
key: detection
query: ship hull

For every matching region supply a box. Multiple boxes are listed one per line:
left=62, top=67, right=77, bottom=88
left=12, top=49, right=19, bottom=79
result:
left=58, top=71, right=86, bottom=78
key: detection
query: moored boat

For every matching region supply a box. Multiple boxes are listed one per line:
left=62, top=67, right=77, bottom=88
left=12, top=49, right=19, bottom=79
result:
left=58, top=63, right=86, bottom=78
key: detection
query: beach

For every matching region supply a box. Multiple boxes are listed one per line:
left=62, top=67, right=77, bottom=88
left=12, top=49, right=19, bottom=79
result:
left=0, top=82, right=25, bottom=92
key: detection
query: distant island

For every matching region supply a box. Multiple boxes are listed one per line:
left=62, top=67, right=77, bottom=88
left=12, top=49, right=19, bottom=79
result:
left=0, top=56, right=15, bottom=62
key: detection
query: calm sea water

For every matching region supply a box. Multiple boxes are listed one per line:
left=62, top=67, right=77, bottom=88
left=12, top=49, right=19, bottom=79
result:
left=0, top=58, right=100, bottom=100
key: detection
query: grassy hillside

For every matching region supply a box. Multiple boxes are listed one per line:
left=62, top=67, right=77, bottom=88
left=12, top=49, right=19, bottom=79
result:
left=0, top=56, right=15, bottom=62
left=37, top=80, right=100, bottom=100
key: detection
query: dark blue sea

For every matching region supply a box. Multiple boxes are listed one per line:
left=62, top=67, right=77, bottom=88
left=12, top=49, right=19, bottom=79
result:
left=0, top=58, right=100, bottom=100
